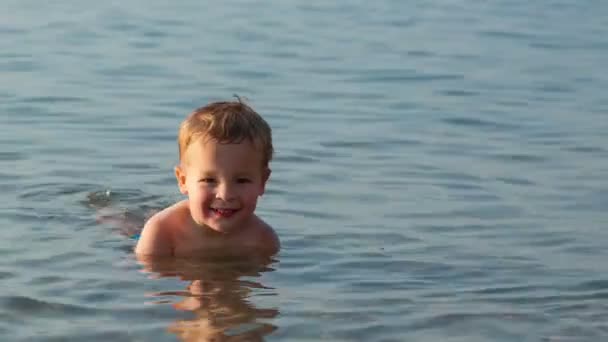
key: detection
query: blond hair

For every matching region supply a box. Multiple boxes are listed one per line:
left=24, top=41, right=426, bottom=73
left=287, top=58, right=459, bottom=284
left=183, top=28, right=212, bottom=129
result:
left=177, top=99, right=273, bottom=166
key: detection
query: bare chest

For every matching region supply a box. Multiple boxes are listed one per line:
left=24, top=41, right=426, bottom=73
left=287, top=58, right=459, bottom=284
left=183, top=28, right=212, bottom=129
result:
left=172, top=227, right=261, bottom=258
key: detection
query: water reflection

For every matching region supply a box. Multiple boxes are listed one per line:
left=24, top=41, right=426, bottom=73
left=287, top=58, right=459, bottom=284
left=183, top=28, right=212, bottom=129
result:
left=87, top=189, right=281, bottom=340
left=139, top=255, right=279, bottom=341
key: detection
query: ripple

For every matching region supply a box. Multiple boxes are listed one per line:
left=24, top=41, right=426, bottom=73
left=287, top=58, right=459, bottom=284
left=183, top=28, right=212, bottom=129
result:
left=0, top=26, right=26, bottom=34
left=97, top=64, right=177, bottom=79
left=402, top=204, right=525, bottom=221
left=27, top=276, right=68, bottom=286
left=529, top=41, right=569, bottom=50
left=21, top=96, right=88, bottom=104
left=487, top=153, right=549, bottom=163
left=536, top=83, right=576, bottom=94
left=468, top=284, right=544, bottom=295
left=320, top=138, right=421, bottom=149
left=0, top=271, right=15, bottom=280
left=0, top=151, right=25, bottom=161
left=17, top=251, right=92, bottom=268
left=19, top=182, right=99, bottom=202
left=496, top=176, right=536, bottom=186
left=0, top=296, right=97, bottom=316
left=487, top=291, right=608, bottom=305
left=225, top=69, right=277, bottom=80
left=564, top=145, right=606, bottom=154
left=479, top=30, right=537, bottom=41
left=437, top=89, right=479, bottom=97
left=441, top=117, right=520, bottom=131
left=0, top=60, right=39, bottom=72
left=41, top=331, right=135, bottom=342
left=345, top=70, right=464, bottom=83
left=110, top=162, right=158, bottom=171
left=409, top=311, right=548, bottom=330
left=85, top=189, right=164, bottom=209
left=275, top=208, right=347, bottom=220
left=407, top=50, right=434, bottom=57
left=274, top=154, right=319, bottom=164
left=568, top=279, right=608, bottom=291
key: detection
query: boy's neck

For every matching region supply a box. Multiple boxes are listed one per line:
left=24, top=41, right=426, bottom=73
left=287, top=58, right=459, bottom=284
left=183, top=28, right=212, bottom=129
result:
left=189, top=214, right=258, bottom=237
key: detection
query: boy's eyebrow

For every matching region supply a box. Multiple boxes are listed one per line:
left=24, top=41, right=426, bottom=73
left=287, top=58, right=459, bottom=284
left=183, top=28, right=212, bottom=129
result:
left=196, top=170, right=254, bottom=176
left=234, top=173, right=254, bottom=177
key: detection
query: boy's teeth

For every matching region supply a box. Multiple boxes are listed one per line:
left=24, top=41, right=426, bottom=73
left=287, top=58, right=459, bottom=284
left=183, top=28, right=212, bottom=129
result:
left=212, top=208, right=237, bottom=215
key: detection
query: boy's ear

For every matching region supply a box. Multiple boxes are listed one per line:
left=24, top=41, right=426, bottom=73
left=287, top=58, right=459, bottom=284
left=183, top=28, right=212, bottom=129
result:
left=175, top=165, right=188, bottom=195
left=260, top=168, right=271, bottom=195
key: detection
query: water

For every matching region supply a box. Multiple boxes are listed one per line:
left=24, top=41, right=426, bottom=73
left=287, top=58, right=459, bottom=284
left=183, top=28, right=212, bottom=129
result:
left=1, top=0, right=608, bottom=340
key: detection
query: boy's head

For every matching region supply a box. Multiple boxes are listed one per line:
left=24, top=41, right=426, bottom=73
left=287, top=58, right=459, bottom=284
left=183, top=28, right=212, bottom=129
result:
left=177, top=99, right=273, bottom=168
left=175, top=99, right=273, bottom=234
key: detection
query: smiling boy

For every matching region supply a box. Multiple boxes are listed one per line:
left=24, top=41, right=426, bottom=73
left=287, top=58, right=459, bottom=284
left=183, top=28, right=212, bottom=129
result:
left=135, top=100, right=280, bottom=257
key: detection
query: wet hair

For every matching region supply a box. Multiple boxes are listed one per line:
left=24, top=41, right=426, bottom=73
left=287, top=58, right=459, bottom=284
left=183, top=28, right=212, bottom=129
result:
left=177, top=98, right=273, bottom=167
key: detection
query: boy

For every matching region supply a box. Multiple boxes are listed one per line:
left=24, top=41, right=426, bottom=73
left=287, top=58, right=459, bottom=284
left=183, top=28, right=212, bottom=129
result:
left=135, top=99, right=280, bottom=257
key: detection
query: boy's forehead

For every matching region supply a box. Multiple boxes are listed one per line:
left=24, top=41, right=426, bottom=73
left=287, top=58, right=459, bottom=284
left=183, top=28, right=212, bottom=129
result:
left=182, top=137, right=264, bottom=164
left=188, top=136, right=259, bottom=153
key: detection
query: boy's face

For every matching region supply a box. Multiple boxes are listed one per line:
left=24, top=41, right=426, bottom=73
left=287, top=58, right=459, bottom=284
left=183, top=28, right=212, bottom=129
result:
left=175, top=138, right=270, bottom=234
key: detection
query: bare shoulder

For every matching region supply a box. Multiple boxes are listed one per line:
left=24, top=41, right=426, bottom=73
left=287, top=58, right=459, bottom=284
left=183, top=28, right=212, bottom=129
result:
left=253, top=217, right=280, bottom=255
left=135, top=200, right=189, bottom=256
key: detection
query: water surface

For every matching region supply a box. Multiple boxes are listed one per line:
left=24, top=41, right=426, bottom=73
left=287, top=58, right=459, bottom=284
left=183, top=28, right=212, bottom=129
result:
left=1, top=0, right=608, bottom=340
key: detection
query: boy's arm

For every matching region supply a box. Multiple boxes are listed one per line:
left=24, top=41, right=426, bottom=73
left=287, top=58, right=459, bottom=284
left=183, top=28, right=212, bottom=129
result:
left=134, top=215, right=173, bottom=257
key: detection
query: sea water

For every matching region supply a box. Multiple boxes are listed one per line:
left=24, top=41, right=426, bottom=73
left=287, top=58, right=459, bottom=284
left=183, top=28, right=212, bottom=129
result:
left=1, top=0, right=608, bottom=340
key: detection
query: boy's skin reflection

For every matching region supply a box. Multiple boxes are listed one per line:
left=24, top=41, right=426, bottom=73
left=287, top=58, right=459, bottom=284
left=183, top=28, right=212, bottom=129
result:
left=138, top=255, right=279, bottom=342
left=87, top=191, right=279, bottom=340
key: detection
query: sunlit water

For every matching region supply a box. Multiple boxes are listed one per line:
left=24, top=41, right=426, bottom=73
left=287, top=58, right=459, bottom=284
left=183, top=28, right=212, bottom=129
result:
left=1, top=0, right=608, bottom=341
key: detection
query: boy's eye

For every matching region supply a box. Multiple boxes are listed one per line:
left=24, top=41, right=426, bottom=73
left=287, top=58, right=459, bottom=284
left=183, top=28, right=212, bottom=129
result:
left=237, top=178, right=251, bottom=184
left=199, top=178, right=216, bottom=183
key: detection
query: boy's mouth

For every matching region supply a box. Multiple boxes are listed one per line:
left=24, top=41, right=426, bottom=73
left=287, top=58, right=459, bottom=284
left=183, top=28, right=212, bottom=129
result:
left=210, top=208, right=239, bottom=218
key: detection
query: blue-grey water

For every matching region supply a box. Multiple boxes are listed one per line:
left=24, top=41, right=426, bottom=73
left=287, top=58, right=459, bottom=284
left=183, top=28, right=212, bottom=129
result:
left=1, top=1, right=608, bottom=341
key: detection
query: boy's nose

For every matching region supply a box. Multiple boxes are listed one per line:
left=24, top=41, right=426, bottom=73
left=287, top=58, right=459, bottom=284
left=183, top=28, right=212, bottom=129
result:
left=216, top=183, right=235, bottom=200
